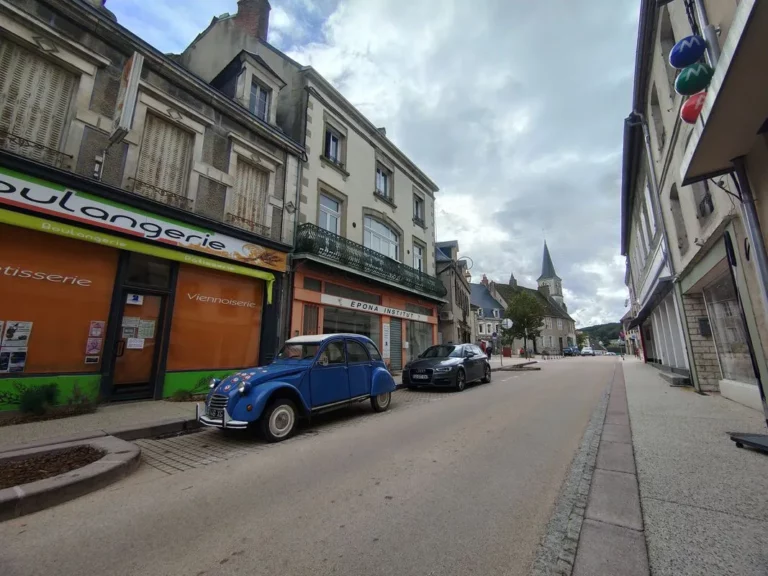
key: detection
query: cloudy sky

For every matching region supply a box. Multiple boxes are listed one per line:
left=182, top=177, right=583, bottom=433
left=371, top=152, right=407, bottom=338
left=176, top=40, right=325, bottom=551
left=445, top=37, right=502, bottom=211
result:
left=109, top=0, right=639, bottom=328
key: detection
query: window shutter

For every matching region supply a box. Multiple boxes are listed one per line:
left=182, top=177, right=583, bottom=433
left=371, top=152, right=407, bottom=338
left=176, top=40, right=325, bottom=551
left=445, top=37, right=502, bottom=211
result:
left=137, top=114, right=192, bottom=196
left=231, top=159, right=269, bottom=232
left=0, top=39, right=75, bottom=164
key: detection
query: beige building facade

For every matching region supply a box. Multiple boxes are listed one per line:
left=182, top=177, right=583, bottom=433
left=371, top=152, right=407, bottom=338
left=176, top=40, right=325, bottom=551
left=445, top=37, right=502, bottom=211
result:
left=180, top=0, right=445, bottom=371
left=624, top=0, right=768, bottom=411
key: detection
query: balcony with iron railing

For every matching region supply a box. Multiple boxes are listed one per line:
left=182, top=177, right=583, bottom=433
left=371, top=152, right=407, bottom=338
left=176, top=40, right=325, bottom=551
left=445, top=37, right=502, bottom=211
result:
left=296, top=223, right=447, bottom=298
left=0, top=130, right=73, bottom=170
left=126, top=177, right=194, bottom=211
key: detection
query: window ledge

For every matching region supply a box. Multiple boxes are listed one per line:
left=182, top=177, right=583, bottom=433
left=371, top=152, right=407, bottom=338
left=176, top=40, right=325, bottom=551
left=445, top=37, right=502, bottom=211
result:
left=412, top=217, right=427, bottom=229
left=319, top=155, right=350, bottom=179
left=373, top=191, right=397, bottom=209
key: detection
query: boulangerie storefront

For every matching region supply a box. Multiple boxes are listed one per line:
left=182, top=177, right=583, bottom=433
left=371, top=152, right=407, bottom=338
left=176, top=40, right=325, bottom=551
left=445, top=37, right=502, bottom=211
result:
left=0, top=162, right=288, bottom=408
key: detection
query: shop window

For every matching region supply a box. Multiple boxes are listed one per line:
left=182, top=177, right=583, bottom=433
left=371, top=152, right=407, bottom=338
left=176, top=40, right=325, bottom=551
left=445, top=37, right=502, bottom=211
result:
left=703, top=275, right=757, bottom=385
left=0, top=40, right=76, bottom=167
left=303, top=277, right=322, bottom=292
left=125, top=253, right=172, bottom=289
left=323, top=306, right=380, bottom=349
left=365, top=341, right=382, bottom=361
left=324, top=282, right=380, bottom=305
left=408, top=320, right=432, bottom=361
left=166, top=265, right=264, bottom=371
left=303, top=304, right=319, bottom=335
left=346, top=340, right=370, bottom=363
left=0, top=225, right=118, bottom=374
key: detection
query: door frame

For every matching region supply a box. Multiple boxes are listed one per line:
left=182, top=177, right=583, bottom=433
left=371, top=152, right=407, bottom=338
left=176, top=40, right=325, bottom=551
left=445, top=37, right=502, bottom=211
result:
left=100, top=252, right=178, bottom=401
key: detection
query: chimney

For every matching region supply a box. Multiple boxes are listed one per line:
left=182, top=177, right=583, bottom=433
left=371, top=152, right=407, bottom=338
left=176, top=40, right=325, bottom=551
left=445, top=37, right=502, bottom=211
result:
left=481, top=274, right=489, bottom=287
left=377, top=127, right=387, bottom=137
left=236, top=0, right=271, bottom=41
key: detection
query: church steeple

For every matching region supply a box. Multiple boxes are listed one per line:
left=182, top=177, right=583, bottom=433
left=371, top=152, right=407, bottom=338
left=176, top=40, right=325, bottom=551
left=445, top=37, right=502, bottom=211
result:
left=537, top=242, right=564, bottom=306
left=538, top=241, right=560, bottom=281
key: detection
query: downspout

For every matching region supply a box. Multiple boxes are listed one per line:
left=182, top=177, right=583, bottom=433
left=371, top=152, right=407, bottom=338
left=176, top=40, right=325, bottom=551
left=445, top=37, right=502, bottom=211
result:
left=284, top=87, right=310, bottom=342
left=627, top=112, right=700, bottom=389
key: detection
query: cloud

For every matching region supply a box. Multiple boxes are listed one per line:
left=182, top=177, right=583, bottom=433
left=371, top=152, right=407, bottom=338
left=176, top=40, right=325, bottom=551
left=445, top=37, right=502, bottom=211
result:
left=109, top=0, right=638, bottom=327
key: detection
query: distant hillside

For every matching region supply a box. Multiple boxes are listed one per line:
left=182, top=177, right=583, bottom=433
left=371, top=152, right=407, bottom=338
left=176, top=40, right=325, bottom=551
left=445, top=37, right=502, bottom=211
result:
left=578, top=323, right=622, bottom=345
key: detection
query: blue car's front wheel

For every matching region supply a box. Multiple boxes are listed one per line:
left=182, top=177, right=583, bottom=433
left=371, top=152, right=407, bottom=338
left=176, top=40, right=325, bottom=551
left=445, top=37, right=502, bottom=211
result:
left=260, top=399, right=297, bottom=443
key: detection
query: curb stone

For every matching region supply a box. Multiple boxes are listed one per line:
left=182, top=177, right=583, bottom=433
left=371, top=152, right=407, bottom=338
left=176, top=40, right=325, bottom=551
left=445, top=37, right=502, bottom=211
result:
left=0, top=435, right=141, bottom=522
left=529, top=366, right=613, bottom=576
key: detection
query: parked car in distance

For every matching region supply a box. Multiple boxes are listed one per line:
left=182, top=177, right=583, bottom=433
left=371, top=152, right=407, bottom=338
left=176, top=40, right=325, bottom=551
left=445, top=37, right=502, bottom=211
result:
left=197, top=334, right=396, bottom=442
left=580, top=347, right=595, bottom=356
left=402, top=344, right=491, bottom=391
left=563, top=347, right=579, bottom=356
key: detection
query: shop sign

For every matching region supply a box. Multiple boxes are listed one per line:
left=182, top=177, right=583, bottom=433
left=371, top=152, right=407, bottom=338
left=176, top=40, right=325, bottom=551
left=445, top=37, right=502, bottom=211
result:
left=0, top=208, right=276, bottom=304
left=382, top=323, right=391, bottom=359
left=0, top=167, right=287, bottom=273
left=320, top=294, right=432, bottom=323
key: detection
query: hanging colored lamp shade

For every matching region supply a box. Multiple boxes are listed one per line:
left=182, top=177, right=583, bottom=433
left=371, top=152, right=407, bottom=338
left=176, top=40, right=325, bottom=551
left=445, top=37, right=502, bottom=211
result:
left=675, top=62, right=714, bottom=96
left=680, top=91, right=707, bottom=124
left=669, top=35, right=707, bottom=69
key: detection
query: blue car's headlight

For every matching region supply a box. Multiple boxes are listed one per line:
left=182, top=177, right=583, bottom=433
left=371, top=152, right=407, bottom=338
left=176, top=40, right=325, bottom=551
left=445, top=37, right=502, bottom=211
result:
left=238, top=381, right=252, bottom=395
left=209, top=378, right=221, bottom=389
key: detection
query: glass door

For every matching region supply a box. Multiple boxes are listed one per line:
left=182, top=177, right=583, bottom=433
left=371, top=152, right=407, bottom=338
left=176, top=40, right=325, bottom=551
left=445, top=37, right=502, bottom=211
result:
left=112, top=292, right=165, bottom=399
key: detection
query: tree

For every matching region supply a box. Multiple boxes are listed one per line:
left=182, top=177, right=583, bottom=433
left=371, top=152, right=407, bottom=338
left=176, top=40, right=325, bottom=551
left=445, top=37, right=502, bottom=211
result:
left=576, top=332, right=587, bottom=348
left=504, top=291, right=546, bottom=354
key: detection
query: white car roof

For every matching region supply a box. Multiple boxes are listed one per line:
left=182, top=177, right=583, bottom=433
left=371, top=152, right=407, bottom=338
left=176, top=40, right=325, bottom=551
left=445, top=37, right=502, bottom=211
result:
left=285, top=334, right=368, bottom=344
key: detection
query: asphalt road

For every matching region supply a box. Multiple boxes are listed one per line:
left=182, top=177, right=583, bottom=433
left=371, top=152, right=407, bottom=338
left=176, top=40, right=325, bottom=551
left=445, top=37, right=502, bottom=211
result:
left=0, top=358, right=617, bottom=576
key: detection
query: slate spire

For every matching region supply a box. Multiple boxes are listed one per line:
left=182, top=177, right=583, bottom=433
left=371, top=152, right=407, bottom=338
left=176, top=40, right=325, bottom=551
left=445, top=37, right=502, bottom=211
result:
left=538, top=242, right=560, bottom=281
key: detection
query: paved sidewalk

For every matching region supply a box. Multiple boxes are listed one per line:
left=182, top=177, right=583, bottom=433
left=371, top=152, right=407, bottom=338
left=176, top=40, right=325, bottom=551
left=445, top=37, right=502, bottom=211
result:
left=0, top=400, right=196, bottom=449
left=623, top=359, right=768, bottom=576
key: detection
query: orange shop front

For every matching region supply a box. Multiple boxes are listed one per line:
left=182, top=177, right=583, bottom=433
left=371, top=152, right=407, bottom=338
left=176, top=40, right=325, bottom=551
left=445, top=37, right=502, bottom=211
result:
left=0, top=164, right=287, bottom=409
left=291, top=265, right=439, bottom=371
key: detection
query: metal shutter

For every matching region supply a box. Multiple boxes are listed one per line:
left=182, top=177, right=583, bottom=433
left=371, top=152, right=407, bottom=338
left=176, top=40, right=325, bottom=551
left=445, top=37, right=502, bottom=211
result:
left=231, top=159, right=269, bottom=232
left=390, top=319, right=402, bottom=371
left=137, top=113, right=192, bottom=196
left=0, top=39, right=75, bottom=164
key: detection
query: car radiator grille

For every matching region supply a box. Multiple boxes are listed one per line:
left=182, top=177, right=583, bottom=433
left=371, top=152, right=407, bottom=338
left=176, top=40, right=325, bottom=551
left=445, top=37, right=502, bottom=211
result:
left=208, top=394, right=229, bottom=410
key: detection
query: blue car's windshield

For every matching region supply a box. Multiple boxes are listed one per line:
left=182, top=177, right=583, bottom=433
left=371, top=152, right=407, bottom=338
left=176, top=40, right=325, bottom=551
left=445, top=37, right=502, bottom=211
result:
left=277, top=343, right=320, bottom=360
left=421, top=345, right=462, bottom=358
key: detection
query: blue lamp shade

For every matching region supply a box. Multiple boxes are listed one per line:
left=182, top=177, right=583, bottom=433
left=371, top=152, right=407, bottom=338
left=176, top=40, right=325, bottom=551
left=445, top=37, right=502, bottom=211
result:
left=675, top=62, right=714, bottom=96
left=669, top=35, right=707, bottom=69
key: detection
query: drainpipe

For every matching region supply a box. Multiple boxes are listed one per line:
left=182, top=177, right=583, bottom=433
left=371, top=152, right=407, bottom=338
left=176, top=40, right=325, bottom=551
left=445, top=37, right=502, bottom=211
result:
left=693, top=0, right=721, bottom=67
left=627, top=112, right=700, bottom=389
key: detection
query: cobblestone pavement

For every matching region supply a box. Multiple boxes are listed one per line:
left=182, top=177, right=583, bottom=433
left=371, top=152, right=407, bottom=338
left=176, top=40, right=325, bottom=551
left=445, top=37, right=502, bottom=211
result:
left=135, top=387, right=455, bottom=475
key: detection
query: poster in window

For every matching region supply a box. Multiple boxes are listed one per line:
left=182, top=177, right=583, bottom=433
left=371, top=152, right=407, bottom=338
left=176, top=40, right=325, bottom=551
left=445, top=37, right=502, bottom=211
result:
left=2, top=321, right=32, bottom=348
left=382, top=323, right=391, bottom=359
left=0, top=347, right=27, bottom=373
left=138, top=320, right=156, bottom=339
left=85, top=338, right=103, bottom=355
left=122, top=316, right=140, bottom=328
left=122, top=326, right=138, bottom=339
left=126, top=338, right=144, bottom=350
left=89, top=321, right=106, bottom=338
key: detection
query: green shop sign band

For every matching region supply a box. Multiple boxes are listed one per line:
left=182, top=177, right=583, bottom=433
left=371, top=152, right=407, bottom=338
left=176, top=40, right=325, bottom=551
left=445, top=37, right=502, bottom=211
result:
left=0, top=167, right=287, bottom=273
left=0, top=208, right=276, bottom=304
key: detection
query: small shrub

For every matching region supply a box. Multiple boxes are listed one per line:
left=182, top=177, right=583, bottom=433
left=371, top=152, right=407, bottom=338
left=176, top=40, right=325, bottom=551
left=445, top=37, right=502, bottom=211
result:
left=19, top=385, right=59, bottom=416
left=171, top=389, right=193, bottom=402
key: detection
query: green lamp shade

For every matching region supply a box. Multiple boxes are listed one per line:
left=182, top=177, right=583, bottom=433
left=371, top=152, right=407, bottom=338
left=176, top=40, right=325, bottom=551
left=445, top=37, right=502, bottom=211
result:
left=675, top=62, right=714, bottom=96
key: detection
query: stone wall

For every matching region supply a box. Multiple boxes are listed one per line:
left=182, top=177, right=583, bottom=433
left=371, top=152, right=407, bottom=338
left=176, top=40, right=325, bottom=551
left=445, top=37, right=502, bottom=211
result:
left=682, top=293, right=721, bottom=391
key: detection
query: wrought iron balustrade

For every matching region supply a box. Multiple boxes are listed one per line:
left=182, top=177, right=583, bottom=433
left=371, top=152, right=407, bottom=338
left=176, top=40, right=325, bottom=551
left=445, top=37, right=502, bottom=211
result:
left=296, top=223, right=447, bottom=298
left=225, top=212, right=270, bottom=236
left=0, top=130, right=72, bottom=169
left=127, top=177, right=193, bottom=211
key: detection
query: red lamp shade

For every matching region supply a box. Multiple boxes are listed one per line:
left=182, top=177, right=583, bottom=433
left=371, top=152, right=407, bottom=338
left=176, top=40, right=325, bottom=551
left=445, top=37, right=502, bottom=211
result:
left=681, top=91, right=707, bottom=124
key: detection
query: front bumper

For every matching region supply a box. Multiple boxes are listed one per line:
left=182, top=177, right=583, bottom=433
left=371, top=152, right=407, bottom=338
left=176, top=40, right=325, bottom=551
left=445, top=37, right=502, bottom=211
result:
left=195, top=403, right=249, bottom=430
left=408, top=371, right=455, bottom=386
